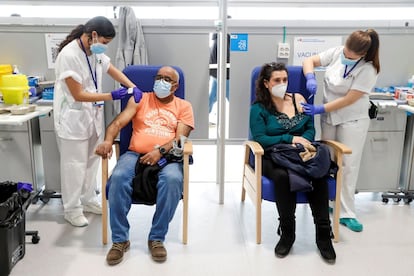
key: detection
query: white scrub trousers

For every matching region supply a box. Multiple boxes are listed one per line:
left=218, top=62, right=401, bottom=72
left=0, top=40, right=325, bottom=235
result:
left=56, top=130, right=101, bottom=216
left=321, top=118, right=370, bottom=219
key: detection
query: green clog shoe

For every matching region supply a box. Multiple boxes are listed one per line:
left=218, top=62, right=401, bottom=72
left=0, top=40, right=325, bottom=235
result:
left=339, top=218, right=363, bottom=232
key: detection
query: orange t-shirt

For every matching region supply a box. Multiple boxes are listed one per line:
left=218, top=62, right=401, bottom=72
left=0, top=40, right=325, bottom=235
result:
left=129, top=92, right=194, bottom=154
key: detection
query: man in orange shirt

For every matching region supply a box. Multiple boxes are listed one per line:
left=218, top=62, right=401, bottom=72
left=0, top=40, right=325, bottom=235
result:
left=95, top=66, right=194, bottom=265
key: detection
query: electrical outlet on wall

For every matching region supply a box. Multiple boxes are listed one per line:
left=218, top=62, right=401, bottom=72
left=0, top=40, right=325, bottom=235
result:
left=277, top=42, right=290, bottom=59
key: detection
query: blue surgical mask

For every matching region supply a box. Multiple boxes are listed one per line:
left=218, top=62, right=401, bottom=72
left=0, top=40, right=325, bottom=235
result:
left=90, top=42, right=108, bottom=54
left=90, top=36, right=108, bottom=54
left=340, top=51, right=359, bottom=66
left=153, top=79, right=172, bottom=98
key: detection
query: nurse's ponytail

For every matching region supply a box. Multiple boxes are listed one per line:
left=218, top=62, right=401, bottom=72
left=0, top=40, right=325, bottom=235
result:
left=346, top=29, right=380, bottom=74
left=365, top=29, right=380, bottom=74
left=58, top=24, right=85, bottom=53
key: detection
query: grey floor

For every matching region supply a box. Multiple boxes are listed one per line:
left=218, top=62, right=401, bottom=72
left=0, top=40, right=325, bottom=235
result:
left=9, top=145, right=414, bottom=276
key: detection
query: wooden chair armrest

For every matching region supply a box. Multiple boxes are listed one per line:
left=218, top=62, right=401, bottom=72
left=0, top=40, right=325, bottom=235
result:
left=320, top=140, right=351, bottom=244
left=101, top=139, right=121, bottom=245
left=241, top=140, right=264, bottom=217
left=243, top=140, right=264, bottom=181
left=320, top=140, right=352, bottom=155
left=101, top=139, right=120, bottom=180
left=243, top=140, right=264, bottom=157
left=113, top=140, right=120, bottom=160
left=183, top=140, right=193, bottom=156
left=182, top=139, right=192, bottom=244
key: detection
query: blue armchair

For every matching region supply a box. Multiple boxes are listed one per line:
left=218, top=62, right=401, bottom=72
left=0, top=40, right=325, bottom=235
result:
left=241, top=65, right=351, bottom=244
left=101, top=65, right=193, bottom=245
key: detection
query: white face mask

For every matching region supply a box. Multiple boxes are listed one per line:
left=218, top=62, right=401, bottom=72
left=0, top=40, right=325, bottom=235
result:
left=271, top=83, right=287, bottom=99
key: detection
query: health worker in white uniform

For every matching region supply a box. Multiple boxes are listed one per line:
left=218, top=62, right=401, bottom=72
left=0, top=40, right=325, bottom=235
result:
left=301, top=29, right=380, bottom=233
left=54, top=16, right=142, bottom=227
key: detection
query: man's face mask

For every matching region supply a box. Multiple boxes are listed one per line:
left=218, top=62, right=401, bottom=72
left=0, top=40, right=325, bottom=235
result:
left=340, top=51, right=359, bottom=66
left=271, top=83, right=287, bottom=99
left=153, top=79, right=172, bottom=98
left=90, top=36, right=108, bottom=54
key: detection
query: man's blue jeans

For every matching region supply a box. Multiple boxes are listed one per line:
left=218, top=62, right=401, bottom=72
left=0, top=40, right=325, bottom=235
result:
left=107, top=151, right=183, bottom=243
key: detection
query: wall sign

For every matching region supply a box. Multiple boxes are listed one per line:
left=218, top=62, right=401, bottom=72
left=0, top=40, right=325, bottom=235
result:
left=45, top=33, right=67, bottom=69
left=293, top=36, right=342, bottom=65
left=230, top=33, right=248, bottom=52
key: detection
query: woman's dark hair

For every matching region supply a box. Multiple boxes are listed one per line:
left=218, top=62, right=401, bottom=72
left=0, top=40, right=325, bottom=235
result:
left=58, top=16, right=116, bottom=53
left=346, top=29, right=380, bottom=73
left=254, top=62, right=288, bottom=112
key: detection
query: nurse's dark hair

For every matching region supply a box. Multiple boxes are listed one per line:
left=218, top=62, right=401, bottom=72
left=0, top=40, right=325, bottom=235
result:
left=254, top=62, right=288, bottom=112
left=58, top=16, right=116, bottom=53
left=346, top=29, right=380, bottom=73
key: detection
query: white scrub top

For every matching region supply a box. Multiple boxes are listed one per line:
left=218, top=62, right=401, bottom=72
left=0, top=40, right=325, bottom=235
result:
left=319, top=46, right=378, bottom=126
left=53, top=39, right=110, bottom=140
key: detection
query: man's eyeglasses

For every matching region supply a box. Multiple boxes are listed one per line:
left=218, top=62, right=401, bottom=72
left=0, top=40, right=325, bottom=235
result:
left=155, top=75, right=176, bottom=83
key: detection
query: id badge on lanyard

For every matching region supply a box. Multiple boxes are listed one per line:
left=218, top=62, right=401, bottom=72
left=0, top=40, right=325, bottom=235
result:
left=79, top=38, right=104, bottom=108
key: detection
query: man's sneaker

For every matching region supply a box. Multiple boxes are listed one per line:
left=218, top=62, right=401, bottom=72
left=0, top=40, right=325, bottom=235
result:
left=106, top=241, right=130, bottom=266
left=64, top=213, right=88, bottom=227
left=148, top=240, right=167, bottom=262
left=83, top=202, right=102, bottom=215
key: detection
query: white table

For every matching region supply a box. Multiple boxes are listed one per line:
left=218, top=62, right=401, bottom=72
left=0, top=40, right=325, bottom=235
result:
left=0, top=105, right=52, bottom=125
left=0, top=105, right=52, bottom=192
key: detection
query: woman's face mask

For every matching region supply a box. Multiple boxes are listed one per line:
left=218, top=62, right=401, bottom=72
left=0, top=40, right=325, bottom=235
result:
left=271, top=83, right=287, bottom=99
left=90, top=36, right=108, bottom=54
left=340, top=51, right=360, bottom=66
left=153, top=79, right=172, bottom=98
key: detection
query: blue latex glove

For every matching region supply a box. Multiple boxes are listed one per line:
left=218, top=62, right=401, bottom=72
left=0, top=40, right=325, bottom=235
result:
left=301, top=102, right=325, bottom=115
left=305, top=73, right=318, bottom=95
left=111, top=87, right=128, bottom=100
left=129, top=87, right=143, bottom=103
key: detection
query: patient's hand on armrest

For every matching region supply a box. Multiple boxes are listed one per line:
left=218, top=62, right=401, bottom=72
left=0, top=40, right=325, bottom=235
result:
left=95, top=141, right=114, bottom=159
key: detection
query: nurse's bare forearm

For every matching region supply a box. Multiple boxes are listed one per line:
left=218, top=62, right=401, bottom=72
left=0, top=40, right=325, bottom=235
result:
left=302, top=59, right=315, bottom=75
left=303, top=55, right=321, bottom=75
left=74, top=91, right=113, bottom=102
left=108, top=64, right=136, bottom=88
left=65, top=77, right=113, bottom=102
left=324, top=90, right=364, bottom=112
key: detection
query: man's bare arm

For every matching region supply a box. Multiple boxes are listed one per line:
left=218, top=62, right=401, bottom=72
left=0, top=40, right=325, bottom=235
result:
left=95, top=97, right=138, bottom=158
left=176, top=122, right=192, bottom=140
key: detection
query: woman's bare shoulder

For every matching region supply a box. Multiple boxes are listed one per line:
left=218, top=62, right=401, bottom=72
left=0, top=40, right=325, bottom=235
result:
left=294, top=93, right=307, bottom=103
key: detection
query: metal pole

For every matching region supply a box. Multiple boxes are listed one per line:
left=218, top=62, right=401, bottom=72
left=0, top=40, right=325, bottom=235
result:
left=216, top=0, right=228, bottom=204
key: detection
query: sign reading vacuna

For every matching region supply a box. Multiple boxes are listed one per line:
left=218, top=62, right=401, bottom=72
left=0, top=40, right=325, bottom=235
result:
left=293, top=36, right=342, bottom=65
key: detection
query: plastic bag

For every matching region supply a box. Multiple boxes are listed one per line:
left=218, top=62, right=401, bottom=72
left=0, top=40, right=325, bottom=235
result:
left=0, top=181, right=32, bottom=225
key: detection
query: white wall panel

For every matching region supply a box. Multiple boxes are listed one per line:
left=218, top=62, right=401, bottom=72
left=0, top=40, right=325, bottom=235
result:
left=3, top=0, right=414, bottom=7
left=0, top=17, right=413, bottom=140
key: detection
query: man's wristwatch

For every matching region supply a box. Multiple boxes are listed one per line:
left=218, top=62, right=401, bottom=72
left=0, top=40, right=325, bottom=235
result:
left=159, top=146, right=167, bottom=155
